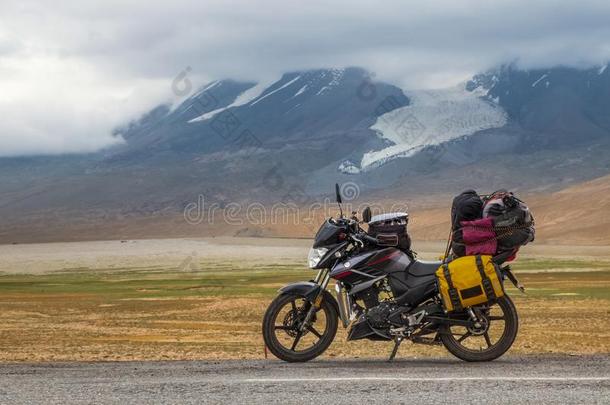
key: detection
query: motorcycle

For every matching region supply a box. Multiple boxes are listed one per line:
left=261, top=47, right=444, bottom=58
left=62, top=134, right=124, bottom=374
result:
left=262, top=184, right=521, bottom=362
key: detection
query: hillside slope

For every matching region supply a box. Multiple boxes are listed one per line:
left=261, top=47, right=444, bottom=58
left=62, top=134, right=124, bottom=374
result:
left=1, top=175, right=608, bottom=245
left=406, top=175, right=610, bottom=245
left=527, top=174, right=610, bottom=244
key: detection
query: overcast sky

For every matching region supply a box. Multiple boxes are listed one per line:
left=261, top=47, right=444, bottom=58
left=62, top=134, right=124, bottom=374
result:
left=1, top=0, right=610, bottom=156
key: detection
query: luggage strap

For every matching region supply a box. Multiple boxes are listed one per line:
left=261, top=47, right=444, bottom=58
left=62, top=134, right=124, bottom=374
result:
left=475, top=255, right=496, bottom=301
left=442, top=263, right=462, bottom=311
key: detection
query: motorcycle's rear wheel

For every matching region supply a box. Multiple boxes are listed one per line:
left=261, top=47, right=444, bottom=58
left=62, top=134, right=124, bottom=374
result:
left=440, top=295, right=518, bottom=362
left=262, top=292, right=338, bottom=362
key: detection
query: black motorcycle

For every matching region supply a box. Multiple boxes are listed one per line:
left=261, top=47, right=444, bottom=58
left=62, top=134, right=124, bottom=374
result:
left=262, top=185, right=520, bottom=362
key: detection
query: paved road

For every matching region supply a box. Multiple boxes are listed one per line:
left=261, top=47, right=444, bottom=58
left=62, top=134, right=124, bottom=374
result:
left=0, top=356, right=608, bottom=404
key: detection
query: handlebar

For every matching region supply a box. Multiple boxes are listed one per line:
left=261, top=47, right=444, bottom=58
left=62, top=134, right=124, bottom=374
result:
left=329, top=217, right=378, bottom=246
left=361, top=233, right=380, bottom=245
left=330, top=217, right=358, bottom=226
left=350, top=232, right=379, bottom=246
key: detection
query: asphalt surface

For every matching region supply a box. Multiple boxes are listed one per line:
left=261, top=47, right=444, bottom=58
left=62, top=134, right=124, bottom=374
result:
left=0, top=356, right=608, bottom=404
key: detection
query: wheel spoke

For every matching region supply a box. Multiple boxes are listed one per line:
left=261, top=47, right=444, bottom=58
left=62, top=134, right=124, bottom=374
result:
left=290, top=300, right=297, bottom=312
left=274, top=325, right=292, bottom=331
left=483, top=332, right=492, bottom=347
left=488, top=315, right=505, bottom=321
left=307, top=325, right=323, bottom=339
left=457, top=331, right=471, bottom=343
left=290, top=331, right=303, bottom=351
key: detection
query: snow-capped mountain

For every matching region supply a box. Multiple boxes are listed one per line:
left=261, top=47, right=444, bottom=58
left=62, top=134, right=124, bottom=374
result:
left=1, top=64, right=610, bottom=243
left=469, top=64, right=610, bottom=146
left=119, top=67, right=408, bottom=158
left=342, top=63, right=610, bottom=173
left=125, top=63, right=610, bottom=178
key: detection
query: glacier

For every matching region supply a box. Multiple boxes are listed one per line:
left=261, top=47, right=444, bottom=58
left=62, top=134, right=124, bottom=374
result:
left=359, top=83, right=508, bottom=171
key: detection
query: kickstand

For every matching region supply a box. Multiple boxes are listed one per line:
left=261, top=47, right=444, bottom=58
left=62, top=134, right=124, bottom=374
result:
left=388, top=337, right=403, bottom=362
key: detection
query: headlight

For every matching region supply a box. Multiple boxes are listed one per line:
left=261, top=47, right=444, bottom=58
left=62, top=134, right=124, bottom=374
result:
left=308, top=247, right=329, bottom=269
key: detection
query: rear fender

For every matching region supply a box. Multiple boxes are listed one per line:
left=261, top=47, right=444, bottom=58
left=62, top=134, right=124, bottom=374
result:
left=278, top=281, right=339, bottom=316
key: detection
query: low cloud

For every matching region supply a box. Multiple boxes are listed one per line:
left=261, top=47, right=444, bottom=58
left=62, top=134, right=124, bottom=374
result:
left=1, top=0, right=609, bottom=156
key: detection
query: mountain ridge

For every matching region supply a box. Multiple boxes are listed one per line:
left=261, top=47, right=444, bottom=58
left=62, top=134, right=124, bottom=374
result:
left=1, top=64, right=609, bottom=242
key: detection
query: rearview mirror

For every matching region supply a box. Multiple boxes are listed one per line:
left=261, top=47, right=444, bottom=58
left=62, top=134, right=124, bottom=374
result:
left=335, top=183, right=342, bottom=204
left=362, top=206, right=372, bottom=223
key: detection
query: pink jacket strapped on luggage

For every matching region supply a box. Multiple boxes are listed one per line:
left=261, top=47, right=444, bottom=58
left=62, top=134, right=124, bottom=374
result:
left=460, top=217, right=497, bottom=256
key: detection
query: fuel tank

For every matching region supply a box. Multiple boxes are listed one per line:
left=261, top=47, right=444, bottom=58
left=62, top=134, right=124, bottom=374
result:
left=331, top=247, right=439, bottom=304
left=330, top=247, right=412, bottom=285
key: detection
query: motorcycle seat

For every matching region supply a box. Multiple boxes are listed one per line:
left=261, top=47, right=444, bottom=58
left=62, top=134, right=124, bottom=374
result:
left=408, top=260, right=442, bottom=277
left=398, top=260, right=442, bottom=306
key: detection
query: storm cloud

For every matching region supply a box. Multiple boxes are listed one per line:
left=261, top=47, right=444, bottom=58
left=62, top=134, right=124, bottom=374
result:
left=1, top=0, right=609, bottom=156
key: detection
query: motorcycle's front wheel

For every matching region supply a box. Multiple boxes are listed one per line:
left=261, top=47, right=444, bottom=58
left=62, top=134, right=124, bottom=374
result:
left=262, top=292, right=338, bottom=362
left=440, top=295, right=519, bottom=362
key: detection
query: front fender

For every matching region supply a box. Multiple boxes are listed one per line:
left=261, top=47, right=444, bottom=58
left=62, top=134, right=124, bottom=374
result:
left=279, top=281, right=320, bottom=301
left=278, top=281, right=339, bottom=316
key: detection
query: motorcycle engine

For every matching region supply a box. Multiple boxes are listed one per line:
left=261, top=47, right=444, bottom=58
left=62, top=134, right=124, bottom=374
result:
left=366, top=302, right=397, bottom=328
left=353, top=282, right=403, bottom=329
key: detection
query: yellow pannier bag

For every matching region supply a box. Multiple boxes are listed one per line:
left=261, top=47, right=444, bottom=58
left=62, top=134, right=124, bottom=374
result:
left=435, top=255, right=504, bottom=312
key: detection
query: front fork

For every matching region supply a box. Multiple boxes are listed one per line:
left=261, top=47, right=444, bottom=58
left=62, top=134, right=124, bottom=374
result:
left=313, top=268, right=328, bottom=284
left=315, top=268, right=353, bottom=329
left=334, top=281, right=353, bottom=328
left=300, top=269, right=331, bottom=332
